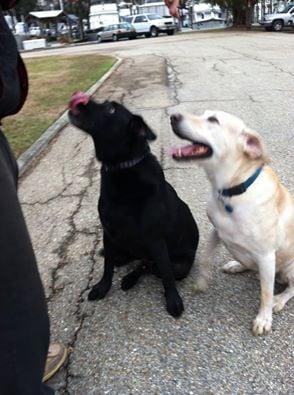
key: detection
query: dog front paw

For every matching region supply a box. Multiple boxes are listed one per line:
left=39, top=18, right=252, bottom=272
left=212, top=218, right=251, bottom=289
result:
left=88, top=280, right=111, bottom=301
left=165, top=289, right=184, bottom=318
left=252, top=314, right=272, bottom=336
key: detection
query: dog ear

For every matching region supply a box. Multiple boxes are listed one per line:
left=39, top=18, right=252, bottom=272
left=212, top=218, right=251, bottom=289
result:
left=241, top=128, right=269, bottom=162
left=129, top=115, right=157, bottom=141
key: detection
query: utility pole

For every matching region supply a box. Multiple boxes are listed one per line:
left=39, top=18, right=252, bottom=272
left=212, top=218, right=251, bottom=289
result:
left=189, top=0, right=195, bottom=29
left=59, top=0, right=64, bottom=10
left=116, top=0, right=120, bottom=22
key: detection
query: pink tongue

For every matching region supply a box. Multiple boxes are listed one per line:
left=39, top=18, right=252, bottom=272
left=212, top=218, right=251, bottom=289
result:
left=170, top=144, right=195, bottom=158
left=69, top=91, right=89, bottom=115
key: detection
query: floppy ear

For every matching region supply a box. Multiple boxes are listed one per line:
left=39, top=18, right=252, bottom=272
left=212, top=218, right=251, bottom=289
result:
left=129, top=115, right=157, bottom=141
left=241, top=128, right=269, bottom=162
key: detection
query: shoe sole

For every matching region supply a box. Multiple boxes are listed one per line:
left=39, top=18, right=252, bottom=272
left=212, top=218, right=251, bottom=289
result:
left=42, top=346, right=68, bottom=382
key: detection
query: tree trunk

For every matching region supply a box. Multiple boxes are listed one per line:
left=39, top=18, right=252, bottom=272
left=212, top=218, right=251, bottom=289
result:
left=78, top=0, right=85, bottom=40
left=79, top=15, right=84, bottom=40
left=232, top=6, right=246, bottom=26
left=232, top=0, right=256, bottom=28
left=245, top=2, right=252, bottom=29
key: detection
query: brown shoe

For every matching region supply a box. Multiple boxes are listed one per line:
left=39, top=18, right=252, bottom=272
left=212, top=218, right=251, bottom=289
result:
left=43, top=343, right=68, bottom=382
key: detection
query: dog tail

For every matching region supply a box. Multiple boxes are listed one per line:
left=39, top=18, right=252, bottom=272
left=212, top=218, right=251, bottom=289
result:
left=192, top=266, right=211, bottom=293
left=192, top=230, right=219, bottom=293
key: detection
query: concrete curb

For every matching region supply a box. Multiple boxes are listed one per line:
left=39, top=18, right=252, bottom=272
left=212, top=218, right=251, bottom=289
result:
left=17, top=57, right=122, bottom=177
left=20, top=39, right=100, bottom=54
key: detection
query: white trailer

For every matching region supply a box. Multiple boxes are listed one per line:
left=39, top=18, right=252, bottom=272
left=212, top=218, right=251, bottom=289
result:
left=137, top=2, right=171, bottom=17
left=90, top=4, right=119, bottom=29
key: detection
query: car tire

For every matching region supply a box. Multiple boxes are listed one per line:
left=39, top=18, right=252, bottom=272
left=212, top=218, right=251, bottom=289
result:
left=112, top=34, right=118, bottom=41
left=150, top=26, right=158, bottom=38
left=167, top=30, right=175, bottom=36
left=97, top=36, right=102, bottom=43
left=272, top=20, right=284, bottom=32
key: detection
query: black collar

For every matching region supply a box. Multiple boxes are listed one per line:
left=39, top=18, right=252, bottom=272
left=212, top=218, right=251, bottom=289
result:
left=218, top=166, right=263, bottom=213
left=102, top=151, right=150, bottom=172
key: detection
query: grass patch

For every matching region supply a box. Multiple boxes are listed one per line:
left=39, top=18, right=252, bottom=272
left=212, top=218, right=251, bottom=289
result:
left=3, top=54, right=115, bottom=157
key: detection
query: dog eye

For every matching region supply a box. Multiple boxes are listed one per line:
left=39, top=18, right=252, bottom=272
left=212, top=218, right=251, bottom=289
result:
left=108, top=106, right=115, bottom=114
left=207, top=116, right=219, bottom=124
left=105, top=102, right=115, bottom=114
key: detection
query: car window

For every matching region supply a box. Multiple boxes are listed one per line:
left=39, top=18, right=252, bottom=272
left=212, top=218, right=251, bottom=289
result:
left=134, top=15, right=148, bottom=23
left=119, top=23, right=128, bottom=29
left=124, top=17, right=132, bottom=23
left=147, top=14, right=163, bottom=20
left=278, top=5, right=294, bottom=13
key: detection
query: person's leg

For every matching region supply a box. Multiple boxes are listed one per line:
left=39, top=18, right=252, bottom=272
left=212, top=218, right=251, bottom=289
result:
left=0, top=130, right=52, bottom=394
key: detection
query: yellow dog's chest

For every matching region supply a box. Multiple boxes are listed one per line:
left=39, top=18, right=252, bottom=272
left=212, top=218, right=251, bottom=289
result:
left=207, top=199, right=260, bottom=268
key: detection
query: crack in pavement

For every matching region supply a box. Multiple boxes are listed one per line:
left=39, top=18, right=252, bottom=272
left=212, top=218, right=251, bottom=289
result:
left=21, top=187, right=76, bottom=207
left=21, top=136, right=89, bottom=206
left=47, top=156, right=98, bottom=302
left=165, top=56, right=182, bottom=106
left=220, top=46, right=294, bottom=77
left=212, top=62, right=225, bottom=77
left=60, top=229, right=101, bottom=395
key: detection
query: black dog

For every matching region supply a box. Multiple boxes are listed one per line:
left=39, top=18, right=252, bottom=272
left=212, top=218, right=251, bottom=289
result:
left=68, top=92, right=199, bottom=317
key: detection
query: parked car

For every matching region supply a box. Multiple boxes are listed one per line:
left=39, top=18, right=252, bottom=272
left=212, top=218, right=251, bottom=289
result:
left=97, top=23, right=137, bottom=43
left=124, top=13, right=176, bottom=37
left=29, top=26, right=42, bottom=37
left=259, top=3, right=294, bottom=31
left=15, top=22, right=28, bottom=35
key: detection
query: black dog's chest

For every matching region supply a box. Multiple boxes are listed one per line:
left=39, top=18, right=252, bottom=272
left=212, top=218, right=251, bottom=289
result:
left=99, top=202, right=141, bottom=245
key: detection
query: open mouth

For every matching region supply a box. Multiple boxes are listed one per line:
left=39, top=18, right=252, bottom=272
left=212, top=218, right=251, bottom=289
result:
left=171, top=142, right=213, bottom=160
left=170, top=113, right=213, bottom=160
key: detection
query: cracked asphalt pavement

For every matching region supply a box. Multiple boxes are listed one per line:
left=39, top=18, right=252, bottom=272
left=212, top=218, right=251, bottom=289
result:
left=21, top=31, right=294, bottom=394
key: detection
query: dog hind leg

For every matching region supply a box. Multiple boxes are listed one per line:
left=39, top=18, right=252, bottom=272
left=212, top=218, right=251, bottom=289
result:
left=273, top=281, right=294, bottom=313
left=172, top=258, right=194, bottom=281
left=121, top=262, right=150, bottom=291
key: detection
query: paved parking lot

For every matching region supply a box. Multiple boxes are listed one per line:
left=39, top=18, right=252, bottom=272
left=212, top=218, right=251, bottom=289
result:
left=22, top=31, right=294, bottom=394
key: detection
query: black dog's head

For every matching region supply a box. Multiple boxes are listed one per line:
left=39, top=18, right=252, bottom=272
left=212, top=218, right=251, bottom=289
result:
left=68, top=92, right=156, bottom=165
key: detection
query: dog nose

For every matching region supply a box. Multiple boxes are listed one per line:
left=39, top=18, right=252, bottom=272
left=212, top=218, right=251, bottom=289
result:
left=170, top=113, right=183, bottom=123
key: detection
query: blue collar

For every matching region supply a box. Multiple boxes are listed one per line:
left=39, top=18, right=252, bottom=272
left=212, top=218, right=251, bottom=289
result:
left=218, top=166, right=263, bottom=213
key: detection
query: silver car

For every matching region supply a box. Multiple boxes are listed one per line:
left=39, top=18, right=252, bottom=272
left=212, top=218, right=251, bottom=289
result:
left=259, top=3, right=294, bottom=31
left=97, top=23, right=137, bottom=43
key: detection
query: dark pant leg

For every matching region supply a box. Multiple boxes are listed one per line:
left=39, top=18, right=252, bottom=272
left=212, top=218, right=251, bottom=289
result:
left=0, top=130, right=52, bottom=395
